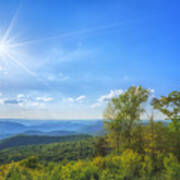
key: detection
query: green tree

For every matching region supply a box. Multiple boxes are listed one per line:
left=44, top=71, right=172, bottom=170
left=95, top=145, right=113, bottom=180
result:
left=163, top=154, right=180, bottom=180
left=151, top=90, right=180, bottom=132
left=152, top=91, right=180, bottom=159
left=130, top=124, right=145, bottom=154
left=103, top=86, right=149, bottom=153
left=95, top=136, right=109, bottom=157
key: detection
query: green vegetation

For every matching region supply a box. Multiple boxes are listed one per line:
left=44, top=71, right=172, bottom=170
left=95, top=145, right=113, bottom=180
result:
left=0, top=136, right=95, bottom=165
left=0, top=86, right=179, bottom=179
left=103, top=86, right=149, bottom=153
left=0, top=134, right=91, bottom=150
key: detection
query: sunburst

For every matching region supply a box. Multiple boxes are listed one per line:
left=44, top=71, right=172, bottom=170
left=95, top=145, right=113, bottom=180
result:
left=0, top=7, right=33, bottom=73
left=0, top=6, right=121, bottom=89
left=0, top=8, right=52, bottom=89
left=0, top=42, right=8, bottom=56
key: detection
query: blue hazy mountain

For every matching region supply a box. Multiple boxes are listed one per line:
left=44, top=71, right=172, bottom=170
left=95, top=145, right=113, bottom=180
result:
left=0, top=119, right=104, bottom=139
left=0, top=119, right=167, bottom=140
left=23, top=130, right=78, bottom=136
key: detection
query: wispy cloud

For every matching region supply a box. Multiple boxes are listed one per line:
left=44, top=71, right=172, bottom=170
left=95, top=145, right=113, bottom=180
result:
left=11, top=21, right=130, bottom=48
left=65, top=95, right=86, bottom=103
left=45, top=73, right=70, bottom=82
left=148, top=88, right=155, bottom=94
left=4, top=99, right=21, bottom=105
left=0, top=93, right=54, bottom=109
left=36, top=97, right=54, bottom=102
left=91, top=89, right=123, bottom=108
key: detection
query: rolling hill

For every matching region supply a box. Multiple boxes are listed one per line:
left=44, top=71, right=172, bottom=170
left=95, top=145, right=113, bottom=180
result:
left=0, top=134, right=91, bottom=151
left=0, top=119, right=104, bottom=139
left=0, top=135, right=95, bottom=165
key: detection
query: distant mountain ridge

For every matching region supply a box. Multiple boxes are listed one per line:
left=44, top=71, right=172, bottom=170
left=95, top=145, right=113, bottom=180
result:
left=0, top=119, right=167, bottom=140
left=23, top=130, right=78, bottom=136
left=0, top=119, right=104, bottom=139
left=0, top=134, right=91, bottom=151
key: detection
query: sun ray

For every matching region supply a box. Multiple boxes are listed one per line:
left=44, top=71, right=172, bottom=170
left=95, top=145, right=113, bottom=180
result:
left=5, top=53, right=36, bottom=76
left=9, top=22, right=123, bottom=48
left=1, top=6, right=20, bottom=44
left=0, top=4, right=135, bottom=92
left=4, top=52, right=51, bottom=89
left=0, top=4, right=53, bottom=90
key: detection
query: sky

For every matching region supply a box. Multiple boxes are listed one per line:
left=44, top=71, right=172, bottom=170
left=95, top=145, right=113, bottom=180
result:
left=0, top=0, right=179, bottom=120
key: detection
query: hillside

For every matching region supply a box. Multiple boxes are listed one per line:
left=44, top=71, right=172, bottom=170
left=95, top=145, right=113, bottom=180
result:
left=79, top=120, right=105, bottom=135
left=22, top=130, right=78, bottom=136
left=0, top=134, right=91, bottom=151
left=0, top=119, right=104, bottom=139
left=0, top=121, right=27, bottom=133
left=0, top=137, right=95, bottom=165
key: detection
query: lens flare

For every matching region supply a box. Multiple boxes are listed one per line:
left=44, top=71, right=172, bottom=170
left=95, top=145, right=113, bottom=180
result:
left=0, top=42, right=8, bottom=55
left=0, top=10, right=51, bottom=89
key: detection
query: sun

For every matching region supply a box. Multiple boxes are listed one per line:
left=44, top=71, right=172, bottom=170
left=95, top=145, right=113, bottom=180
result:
left=0, top=41, right=9, bottom=56
left=0, top=31, right=37, bottom=79
left=0, top=7, right=53, bottom=90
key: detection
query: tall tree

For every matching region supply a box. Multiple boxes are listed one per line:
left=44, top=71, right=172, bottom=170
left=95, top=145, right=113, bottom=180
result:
left=95, top=136, right=109, bottom=157
left=103, top=86, right=149, bottom=153
left=151, top=91, right=180, bottom=159
left=151, top=91, right=180, bottom=132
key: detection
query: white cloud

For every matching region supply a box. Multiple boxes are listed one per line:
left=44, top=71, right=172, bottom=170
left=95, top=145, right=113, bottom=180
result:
left=91, top=89, right=123, bottom=108
left=28, top=102, right=45, bottom=108
left=0, top=93, right=54, bottom=109
left=36, top=97, right=54, bottom=102
left=65, top=95, right=86, bottom=103
left=98, top=89, right=123, bottom=103
left=17, top=94, right=25, bottom=100
left=0, top=99, right=5, bottom=105
left=76, top=95, right=86, bottom=101
left=0, top=94, right=25, bottom=106
left=148, top=88, right=155, bottom=94
left=90, top=102, right=101, bottom=108
left=67, top=97, right=75, bottom=103
left=148, top=88, right=155, bottom=98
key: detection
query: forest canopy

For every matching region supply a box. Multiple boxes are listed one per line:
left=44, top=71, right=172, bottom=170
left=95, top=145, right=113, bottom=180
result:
left=0, top=86, right=180, bottom=180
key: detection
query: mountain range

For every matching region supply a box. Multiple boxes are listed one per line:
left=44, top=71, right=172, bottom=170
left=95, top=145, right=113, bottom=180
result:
left=0, top=119, right=104, bottom=139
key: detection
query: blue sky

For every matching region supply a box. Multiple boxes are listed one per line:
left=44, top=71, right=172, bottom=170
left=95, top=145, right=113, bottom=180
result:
left=0, top=0, right=179, bottom=119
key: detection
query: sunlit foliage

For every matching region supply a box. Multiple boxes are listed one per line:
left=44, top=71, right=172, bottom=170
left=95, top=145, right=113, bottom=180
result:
left=0, top=87, right=179, bottom=180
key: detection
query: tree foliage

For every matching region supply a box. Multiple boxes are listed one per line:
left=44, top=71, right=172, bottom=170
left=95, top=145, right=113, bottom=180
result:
left=0, top=87, right=180, bottom=180
left=152, top=90, right=180, bottom=132
left=103, top=86, right=149, bottom=153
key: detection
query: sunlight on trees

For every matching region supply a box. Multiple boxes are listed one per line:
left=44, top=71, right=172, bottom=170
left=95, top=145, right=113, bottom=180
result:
left=0, top=87, right=179, bottom=180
